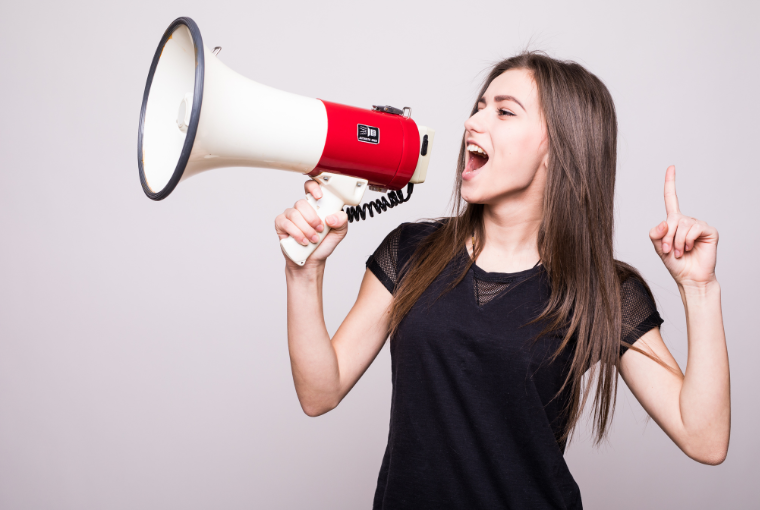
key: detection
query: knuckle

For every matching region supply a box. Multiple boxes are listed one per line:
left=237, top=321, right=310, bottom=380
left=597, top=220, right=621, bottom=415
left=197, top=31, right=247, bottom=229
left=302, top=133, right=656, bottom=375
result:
left=295, top=200, right=311, bottom=214
left=296, top=206, right=311, bottom=219
left=301, top=210, right=319, bottom=226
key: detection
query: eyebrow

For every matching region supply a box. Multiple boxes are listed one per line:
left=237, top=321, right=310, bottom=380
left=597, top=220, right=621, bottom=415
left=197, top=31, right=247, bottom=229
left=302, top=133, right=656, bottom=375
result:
left=478, top=94, right=526, bottom=112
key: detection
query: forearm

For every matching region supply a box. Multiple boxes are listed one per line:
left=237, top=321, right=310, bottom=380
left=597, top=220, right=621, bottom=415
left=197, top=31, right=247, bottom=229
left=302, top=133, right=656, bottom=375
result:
left=285, top=262, right=341, bottom=416
left=678, top=280, right=730, bottom=461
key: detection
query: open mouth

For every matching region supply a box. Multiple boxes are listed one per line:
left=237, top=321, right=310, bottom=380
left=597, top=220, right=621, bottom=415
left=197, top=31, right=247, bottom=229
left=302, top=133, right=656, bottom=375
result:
left=464, top=143, right=489, bottom=177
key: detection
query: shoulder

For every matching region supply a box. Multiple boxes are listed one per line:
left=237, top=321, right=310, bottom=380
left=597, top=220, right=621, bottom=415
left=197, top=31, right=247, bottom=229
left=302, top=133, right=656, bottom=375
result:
left=615, top=261, right=663, bottom=352
left=368, top=219, right=444, bottom=263
left=396, top=218, right=448, bottom=249
left=392, top=218, right=450, bottom=267
left=366, top=219, right=450, bottom=295
left=616, top=261, right=657, bottom=306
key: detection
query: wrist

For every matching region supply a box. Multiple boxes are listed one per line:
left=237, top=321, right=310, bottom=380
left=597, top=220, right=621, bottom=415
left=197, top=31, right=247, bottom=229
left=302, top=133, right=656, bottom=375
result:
left=285, top=259, right=326, bottom=279
left=678, top=278, right=720, bottom=298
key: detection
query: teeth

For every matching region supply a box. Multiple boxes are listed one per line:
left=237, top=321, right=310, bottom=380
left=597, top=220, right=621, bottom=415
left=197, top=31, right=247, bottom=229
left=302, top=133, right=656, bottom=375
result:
left=467, top=144, right=487, bottom=156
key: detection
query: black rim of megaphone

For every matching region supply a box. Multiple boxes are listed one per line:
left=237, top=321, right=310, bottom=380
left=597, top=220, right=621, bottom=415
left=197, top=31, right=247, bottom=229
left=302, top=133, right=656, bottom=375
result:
left=137, top=17, right=205, bottom=201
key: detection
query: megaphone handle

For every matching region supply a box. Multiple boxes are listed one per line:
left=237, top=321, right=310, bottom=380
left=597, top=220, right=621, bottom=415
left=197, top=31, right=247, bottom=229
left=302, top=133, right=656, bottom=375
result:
left=279, top=174, right=368, bottom=266
left=279, top=192, right=337, bottom=266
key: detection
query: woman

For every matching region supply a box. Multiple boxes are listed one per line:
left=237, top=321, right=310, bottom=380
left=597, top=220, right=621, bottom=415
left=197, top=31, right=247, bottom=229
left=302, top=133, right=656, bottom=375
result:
left=274, top=53, right=730, bottom=509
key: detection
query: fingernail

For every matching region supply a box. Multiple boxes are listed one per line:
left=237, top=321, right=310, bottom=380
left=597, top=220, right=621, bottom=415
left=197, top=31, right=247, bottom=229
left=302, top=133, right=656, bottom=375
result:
left=326, top=216, right=334, bottom=226
left=316, top=224, right=324, bottom=232
left=301, top=238, right=309, bottom=246
left=662, top=243, right=669, bottom=252
left=311, top=235, right=319, bottom=243
left=675, top=249, right=681, bottom=257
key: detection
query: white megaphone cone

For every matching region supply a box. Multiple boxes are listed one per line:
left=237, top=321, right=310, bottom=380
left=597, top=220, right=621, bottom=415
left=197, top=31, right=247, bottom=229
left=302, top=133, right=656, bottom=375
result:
left=138, top=17, right=434, bottom=265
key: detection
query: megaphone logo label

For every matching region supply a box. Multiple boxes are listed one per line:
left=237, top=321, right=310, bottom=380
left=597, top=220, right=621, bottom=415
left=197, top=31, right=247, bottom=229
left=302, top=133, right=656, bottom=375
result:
left=357, top=124, right=380, bottom=144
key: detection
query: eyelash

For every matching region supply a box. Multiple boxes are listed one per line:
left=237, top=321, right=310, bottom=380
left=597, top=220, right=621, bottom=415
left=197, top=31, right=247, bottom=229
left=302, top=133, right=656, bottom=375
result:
left=473, top=107, right=516, bottom=117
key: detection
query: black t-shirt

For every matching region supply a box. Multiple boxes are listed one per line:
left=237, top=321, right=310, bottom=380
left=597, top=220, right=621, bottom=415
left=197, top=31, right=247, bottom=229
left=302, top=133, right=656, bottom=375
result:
left=366, top=221, right=663, bottom=510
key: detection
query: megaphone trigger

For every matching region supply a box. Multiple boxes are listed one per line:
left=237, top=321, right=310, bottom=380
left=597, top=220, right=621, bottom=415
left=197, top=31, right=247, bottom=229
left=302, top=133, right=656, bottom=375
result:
left=279, top=173, right=368, bottom=266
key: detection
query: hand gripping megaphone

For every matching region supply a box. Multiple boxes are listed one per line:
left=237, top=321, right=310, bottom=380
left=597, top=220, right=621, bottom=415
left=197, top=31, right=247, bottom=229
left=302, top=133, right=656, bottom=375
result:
left=138, top=17, right=435, bottom=265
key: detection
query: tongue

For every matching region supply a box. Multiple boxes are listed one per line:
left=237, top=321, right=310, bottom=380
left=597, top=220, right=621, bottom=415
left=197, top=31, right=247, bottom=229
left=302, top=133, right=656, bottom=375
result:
left=468, top=153, right=488, bottom=173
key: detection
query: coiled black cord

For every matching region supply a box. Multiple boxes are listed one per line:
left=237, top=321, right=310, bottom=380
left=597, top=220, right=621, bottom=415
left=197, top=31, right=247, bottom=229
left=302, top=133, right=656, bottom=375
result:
left=344, top=184, right=414, bottom=223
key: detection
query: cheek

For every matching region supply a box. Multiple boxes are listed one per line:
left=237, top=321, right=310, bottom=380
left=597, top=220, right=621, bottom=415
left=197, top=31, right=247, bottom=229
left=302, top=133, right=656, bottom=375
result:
left=497, top=124, right=546, bottom=173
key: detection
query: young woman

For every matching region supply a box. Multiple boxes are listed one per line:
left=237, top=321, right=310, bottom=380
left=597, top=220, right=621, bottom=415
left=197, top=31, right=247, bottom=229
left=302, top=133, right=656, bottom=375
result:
left=274, top=53, right=730, bottom=509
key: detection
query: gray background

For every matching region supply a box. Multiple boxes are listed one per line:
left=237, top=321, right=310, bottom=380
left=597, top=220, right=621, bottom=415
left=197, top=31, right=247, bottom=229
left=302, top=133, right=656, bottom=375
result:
left=0, top=0, right=757, bottom=508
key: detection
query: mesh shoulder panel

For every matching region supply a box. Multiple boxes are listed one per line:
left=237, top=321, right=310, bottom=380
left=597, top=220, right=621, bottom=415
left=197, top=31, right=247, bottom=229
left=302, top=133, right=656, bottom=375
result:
left=366, top=226, right=402, bottom=294
left=620, top=276, right=664, bottom=356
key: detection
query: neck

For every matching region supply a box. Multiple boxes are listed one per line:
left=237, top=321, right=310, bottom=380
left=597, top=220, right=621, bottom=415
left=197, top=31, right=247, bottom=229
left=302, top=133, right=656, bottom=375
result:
left=470, top=181, right=544, bottom=274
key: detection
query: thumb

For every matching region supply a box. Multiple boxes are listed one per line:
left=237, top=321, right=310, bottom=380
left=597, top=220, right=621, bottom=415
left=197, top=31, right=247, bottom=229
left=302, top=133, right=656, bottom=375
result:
left=649, top=221, right=668, bottom=256
left=325, top=211, right=349, bottom=232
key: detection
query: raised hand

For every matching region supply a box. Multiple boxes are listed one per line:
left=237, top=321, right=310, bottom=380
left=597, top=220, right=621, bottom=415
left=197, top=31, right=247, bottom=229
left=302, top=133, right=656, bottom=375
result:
left=649, top=166, right=719, bottom=288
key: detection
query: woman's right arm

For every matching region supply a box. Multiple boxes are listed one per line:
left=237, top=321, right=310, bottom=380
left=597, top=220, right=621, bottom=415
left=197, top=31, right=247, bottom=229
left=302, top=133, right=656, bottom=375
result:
left=276, top=181, right=393, bottom=417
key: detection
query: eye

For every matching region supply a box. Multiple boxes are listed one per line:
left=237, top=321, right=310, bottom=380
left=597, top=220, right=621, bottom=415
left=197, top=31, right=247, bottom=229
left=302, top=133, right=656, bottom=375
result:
left=498, top=108, right=516, bottom=117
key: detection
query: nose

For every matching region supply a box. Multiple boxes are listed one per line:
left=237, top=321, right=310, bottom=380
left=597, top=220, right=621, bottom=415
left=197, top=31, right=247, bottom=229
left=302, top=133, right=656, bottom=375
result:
left=464, top=109, right=484, bottom=134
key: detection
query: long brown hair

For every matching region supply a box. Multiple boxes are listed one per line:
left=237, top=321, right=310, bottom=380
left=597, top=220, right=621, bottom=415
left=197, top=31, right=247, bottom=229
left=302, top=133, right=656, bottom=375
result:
left=390, top=52, right=660, bottom=445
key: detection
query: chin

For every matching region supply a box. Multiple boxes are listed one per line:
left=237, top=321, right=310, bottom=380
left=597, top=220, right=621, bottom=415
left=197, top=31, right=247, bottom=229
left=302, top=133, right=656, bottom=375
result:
left=461, top=179, right=534, bottom=206
left=460, top=183, right=491, bottom=205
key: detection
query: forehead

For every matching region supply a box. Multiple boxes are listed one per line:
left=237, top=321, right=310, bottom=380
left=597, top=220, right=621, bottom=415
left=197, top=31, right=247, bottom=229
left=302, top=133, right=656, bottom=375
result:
left=482, top=68, right=539, bottom=109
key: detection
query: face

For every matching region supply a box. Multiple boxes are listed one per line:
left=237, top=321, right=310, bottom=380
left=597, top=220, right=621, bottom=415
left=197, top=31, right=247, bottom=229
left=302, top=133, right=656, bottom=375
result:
left=461, top=68, right=549, bottom=205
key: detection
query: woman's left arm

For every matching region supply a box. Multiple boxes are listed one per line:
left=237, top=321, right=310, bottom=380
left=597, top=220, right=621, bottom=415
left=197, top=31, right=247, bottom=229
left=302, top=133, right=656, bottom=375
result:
left=619, top=165, right=730, bottom=465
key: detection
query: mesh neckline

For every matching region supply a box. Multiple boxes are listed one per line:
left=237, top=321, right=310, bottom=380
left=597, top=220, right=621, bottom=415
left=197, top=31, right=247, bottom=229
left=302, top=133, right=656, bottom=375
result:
left=464, top=251, right=543, bottom=306
left=467, top=253, right=543, bottom=283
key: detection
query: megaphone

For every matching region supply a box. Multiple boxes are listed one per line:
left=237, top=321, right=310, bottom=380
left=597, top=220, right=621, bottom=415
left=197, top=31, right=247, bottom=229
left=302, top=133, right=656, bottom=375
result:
left=138, top=17, right=435, bottom=265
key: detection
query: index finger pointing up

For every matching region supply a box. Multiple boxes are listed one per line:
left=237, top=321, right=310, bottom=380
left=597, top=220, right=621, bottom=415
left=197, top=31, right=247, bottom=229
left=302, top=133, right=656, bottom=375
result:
left=664, top=165, right=680, bottom=215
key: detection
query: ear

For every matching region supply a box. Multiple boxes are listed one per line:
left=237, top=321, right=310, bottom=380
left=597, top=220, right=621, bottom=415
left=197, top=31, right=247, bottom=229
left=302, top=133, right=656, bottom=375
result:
left=539, top=138, right=550, bottom=171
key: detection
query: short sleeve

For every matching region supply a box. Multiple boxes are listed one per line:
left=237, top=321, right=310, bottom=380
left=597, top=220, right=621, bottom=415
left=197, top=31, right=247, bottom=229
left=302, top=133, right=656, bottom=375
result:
left=366, top=225, right=403, bottom=295
left=620, top=276, right=664, bottom=357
